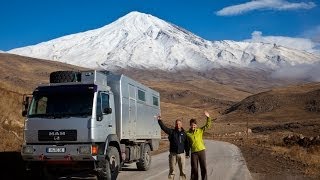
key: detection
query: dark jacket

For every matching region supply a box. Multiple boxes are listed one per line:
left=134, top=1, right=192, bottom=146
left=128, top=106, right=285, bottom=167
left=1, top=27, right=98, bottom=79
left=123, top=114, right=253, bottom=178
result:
left=158, top=120, right=190, bottom=156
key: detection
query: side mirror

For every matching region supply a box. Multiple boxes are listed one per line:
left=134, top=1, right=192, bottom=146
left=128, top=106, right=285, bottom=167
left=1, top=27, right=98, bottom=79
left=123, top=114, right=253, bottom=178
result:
left=103, top=107, right=112, bottom=114
left=22, top=95, right=32, bottom=117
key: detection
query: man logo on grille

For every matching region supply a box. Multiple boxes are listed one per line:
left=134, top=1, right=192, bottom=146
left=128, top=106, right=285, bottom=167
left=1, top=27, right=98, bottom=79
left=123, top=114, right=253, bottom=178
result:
left=49, top=131, right=66, bottom=136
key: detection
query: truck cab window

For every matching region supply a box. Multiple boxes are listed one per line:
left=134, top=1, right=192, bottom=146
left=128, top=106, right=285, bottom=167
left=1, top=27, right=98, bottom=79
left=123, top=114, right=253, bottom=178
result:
left=97, top=92, right=109, bottom=115
left=29, top=96, right=48, bottom=115
left=27, top=85, right=94, bottom=118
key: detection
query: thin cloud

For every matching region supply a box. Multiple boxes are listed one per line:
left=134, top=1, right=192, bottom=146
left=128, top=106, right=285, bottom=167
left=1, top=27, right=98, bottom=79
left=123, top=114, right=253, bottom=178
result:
left=216, top=0, right=316, bottom=16
left=271, top=63, right=320, bottom=82
left=245, top=31, right=320, bottom=54
left=303, top=25, right=320, bottom=43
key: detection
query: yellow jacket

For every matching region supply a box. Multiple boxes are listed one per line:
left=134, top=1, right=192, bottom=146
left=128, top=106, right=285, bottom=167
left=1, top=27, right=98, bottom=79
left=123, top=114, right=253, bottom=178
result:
left=186, top=117, right=212, bottom=153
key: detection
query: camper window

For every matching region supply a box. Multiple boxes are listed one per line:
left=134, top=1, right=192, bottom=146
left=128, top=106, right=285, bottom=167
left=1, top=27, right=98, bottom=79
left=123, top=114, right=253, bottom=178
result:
left=153, top=96, right=159, bottom=106
left=138, top=89, right=146, bottom=102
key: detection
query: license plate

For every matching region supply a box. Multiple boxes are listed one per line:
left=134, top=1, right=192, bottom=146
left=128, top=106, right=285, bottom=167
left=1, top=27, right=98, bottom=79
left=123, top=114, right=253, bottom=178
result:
left=47, top=147, right=66, bottom=153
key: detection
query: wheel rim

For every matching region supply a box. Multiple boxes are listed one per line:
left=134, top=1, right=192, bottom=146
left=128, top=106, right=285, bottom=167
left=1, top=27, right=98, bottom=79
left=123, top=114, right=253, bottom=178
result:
left=145, top=150, right=150, bottom=166
left=109, top=155, right=118, bottom=173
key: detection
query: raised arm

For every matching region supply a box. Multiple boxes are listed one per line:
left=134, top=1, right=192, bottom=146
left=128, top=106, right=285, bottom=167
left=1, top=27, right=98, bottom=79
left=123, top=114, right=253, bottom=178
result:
left=200, top=111, right=213, bottom=131
left=157, top=115, right=173, bottom=135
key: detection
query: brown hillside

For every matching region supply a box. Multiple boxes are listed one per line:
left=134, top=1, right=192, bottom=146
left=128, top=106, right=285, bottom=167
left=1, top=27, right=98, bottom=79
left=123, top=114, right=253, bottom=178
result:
left=223, top=83, right=320, bottom=124
left=219, top=83, right=320, bottom=178
left=0, top=53, right=86, bottom=93
left=220, top=82, right=320, bottom=155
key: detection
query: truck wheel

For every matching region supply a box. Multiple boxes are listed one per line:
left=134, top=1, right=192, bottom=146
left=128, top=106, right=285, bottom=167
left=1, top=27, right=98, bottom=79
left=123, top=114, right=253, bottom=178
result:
left=97, top=159, right=111, bottom=180
left=26, top=169, right=43, bottom=179
left=49, top=71, right=81, bottom=83
left=107, top=146, right=120, bottom=180
left=136, top=144, right=151, bottom=171
left=26, top=165, right=55, bottom=180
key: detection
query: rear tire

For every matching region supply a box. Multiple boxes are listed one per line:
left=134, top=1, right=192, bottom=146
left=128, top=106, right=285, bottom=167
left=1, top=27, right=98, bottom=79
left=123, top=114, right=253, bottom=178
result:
left=136, top=144, right=151, bottom=171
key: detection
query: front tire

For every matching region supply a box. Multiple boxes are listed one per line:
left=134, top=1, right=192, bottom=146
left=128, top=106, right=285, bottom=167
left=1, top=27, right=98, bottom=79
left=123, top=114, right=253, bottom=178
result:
left=97, top=159, right=111, bottom=180
left=136, top=144, right=151, bottom=171
left=107, top=146, right=120, bottom=180
left=25, top=164, right=55, bottom=180
left=97, top=146, right=120, bottom=180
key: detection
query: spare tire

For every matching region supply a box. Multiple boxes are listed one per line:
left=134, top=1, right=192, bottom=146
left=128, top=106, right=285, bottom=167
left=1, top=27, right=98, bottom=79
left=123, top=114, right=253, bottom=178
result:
left=49, top=71, right=81, bottom=83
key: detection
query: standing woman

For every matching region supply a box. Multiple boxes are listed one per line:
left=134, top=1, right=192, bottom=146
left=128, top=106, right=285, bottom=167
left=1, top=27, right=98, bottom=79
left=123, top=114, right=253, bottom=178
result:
left=186, top=111, right=213, bottom=180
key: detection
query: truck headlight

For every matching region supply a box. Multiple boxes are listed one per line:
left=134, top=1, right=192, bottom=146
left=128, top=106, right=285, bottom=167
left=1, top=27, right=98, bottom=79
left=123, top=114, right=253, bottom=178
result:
left=22, top=146, right=34, bottom=154
left=78, top=146, right=91, bottom=154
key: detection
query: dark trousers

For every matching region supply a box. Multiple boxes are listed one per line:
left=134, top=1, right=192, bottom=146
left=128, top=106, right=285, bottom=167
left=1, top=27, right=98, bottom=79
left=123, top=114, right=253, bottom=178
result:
left=191, top=150, right=207, bottom=180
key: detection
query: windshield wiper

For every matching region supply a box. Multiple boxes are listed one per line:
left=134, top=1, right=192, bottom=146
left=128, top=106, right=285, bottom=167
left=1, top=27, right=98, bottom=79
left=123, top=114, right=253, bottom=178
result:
left=69, top=112, right=92, bottom=117
left=28, top=112, right=91, bottom=118
left=56, top=112, right=92, bottom=118
left=28, top=113, right=56, bottom=119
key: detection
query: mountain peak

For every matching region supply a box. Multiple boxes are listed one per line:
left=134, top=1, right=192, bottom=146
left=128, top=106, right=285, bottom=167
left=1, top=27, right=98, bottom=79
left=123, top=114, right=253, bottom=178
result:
left=123, top=11, right=151, bottom=18
left=117, top=11, right=153, bottom=23
left=108, top=11, right=167, bottom=33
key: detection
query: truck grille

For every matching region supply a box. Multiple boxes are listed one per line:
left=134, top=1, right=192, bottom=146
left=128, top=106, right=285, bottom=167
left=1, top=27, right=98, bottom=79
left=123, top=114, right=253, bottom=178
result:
left=38, top=130, right=77, bottom=141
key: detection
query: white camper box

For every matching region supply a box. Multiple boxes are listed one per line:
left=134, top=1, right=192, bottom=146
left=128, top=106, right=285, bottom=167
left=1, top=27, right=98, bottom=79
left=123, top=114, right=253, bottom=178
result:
left=108, top=74, right=161, bottom=140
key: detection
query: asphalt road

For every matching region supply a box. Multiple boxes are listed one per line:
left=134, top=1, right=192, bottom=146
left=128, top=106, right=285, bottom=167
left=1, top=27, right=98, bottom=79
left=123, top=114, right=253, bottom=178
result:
left=118, top=140, right=252, bottom=180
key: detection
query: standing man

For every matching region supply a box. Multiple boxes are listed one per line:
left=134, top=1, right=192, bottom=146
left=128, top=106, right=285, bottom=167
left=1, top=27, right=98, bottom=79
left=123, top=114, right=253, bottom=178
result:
left=186, top=111, right=213, bottom=180
left=157, top=115, right=190, bottom=180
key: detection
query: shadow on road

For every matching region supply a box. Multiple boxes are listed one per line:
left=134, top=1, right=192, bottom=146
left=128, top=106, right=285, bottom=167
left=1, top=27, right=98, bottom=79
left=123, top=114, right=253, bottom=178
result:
left=0, top=152, right=148, bottom=179
left=0, top=151, right=26, bottom=179
left=120, top=164, right=140, bottom=172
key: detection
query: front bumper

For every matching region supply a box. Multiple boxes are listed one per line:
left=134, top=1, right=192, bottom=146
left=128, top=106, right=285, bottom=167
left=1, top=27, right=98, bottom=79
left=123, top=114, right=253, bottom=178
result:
left=21, top=144, right=100, bottom=162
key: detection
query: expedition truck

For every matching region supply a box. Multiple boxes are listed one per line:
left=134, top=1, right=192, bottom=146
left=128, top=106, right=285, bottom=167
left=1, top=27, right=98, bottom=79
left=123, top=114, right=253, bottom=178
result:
left=21, top=70, right=161, bottom=179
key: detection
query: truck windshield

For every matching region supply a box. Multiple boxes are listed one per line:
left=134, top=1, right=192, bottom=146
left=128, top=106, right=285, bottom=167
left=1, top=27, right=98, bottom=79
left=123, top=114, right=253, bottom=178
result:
left=28, top=85, right=95, bottom=118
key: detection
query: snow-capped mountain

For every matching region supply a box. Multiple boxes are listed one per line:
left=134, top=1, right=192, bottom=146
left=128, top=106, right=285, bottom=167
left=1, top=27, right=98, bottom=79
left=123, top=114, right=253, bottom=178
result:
left=8, top=11, right=320, bottom=71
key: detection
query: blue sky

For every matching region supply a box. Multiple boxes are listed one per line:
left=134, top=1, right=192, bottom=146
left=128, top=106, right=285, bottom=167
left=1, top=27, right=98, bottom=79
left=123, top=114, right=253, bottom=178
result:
left=0, top=0, right=319, bottom=51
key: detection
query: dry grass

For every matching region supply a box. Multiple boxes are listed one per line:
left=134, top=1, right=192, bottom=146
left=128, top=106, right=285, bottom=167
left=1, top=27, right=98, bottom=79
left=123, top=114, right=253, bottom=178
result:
left=0, top=88, right=24, bottom=135
left=0, top=128, right=22, bottom=151
left=271, top=145, right=320, bottom=176
left=231, top=132, right=320, bottom=177
left=147, top=79, right=251, bottom=102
